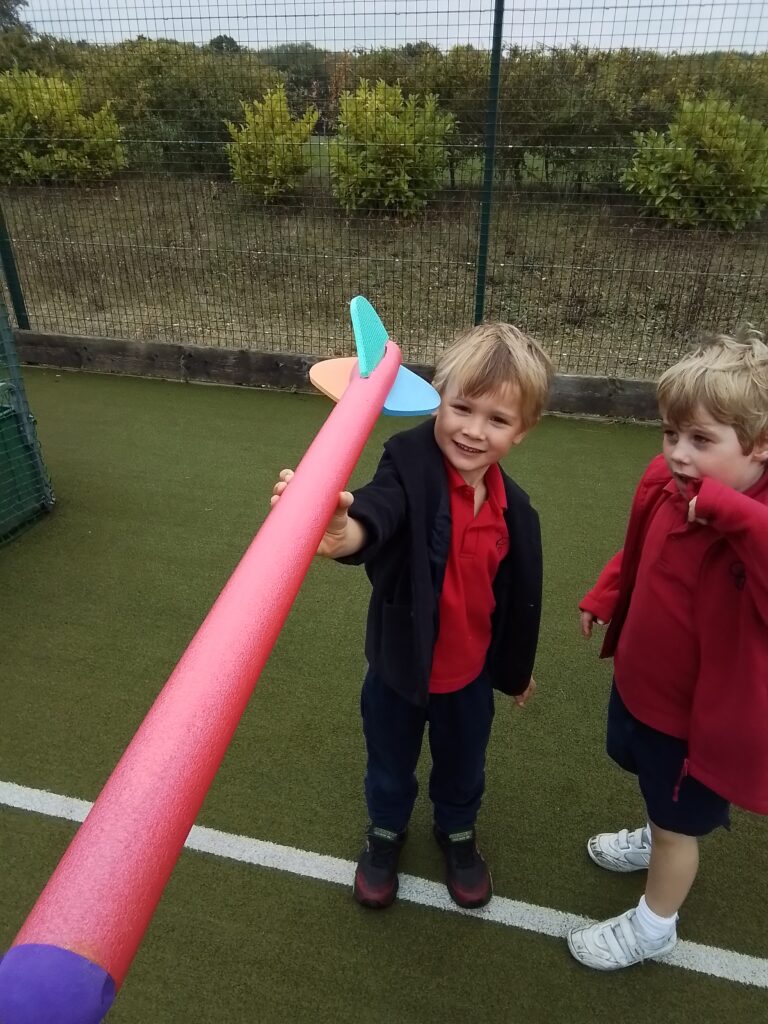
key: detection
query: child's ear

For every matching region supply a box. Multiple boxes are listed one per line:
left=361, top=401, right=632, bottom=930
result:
left=753, top=433, right=768, bottom=463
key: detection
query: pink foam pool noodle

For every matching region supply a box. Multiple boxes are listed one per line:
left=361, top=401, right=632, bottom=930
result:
left=0, top=340, right=401, bottom=1022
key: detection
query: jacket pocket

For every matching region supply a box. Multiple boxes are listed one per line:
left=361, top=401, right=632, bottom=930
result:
left=380, top=601, right=418, bottom=674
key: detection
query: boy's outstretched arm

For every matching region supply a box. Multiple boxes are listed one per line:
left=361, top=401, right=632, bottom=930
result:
left=270, top=469, right=367, bottom=559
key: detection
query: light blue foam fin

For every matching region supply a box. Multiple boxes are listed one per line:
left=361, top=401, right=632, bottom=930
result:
left=350, top=296, right=389, bottom=378
left=383, top=365, right=441, bottom=416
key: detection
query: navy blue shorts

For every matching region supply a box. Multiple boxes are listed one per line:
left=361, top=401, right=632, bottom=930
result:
left=607, top=682, right=730, bottom=837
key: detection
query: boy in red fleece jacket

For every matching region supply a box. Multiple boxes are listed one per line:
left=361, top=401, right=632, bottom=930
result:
left=568, top=330, right=768, bottom=971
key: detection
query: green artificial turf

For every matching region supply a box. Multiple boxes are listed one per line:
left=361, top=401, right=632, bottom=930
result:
left=1, top=369, right=767, bottom=1022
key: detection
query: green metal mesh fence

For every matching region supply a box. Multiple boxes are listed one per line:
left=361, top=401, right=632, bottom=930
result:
left=1, top=1, right=768, bottom=379
left=0, top=289, right=53, bottom=543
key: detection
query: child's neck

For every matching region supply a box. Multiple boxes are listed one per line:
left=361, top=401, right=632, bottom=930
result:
left=457, top=468, right=488, bottom=515
left=458, top=467, right=488, bottom=490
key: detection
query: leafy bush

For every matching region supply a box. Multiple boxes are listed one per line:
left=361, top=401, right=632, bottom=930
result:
left=227, top=85, right=317, bottom=199
left=0, top=69, right=125, bottom=183
left=621, top=96, right=768, bottom=230
left=329, top=80, right=455, bottom=214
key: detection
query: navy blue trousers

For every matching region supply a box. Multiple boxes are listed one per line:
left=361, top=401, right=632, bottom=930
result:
left=360, top=668, right=495, bottom=834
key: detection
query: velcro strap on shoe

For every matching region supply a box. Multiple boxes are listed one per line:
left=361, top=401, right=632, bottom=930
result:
left=370, top=827, right=400, bottom=842
left=448, top=830, right=474, bottom=843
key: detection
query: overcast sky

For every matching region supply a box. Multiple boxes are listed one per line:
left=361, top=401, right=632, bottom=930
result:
left=24, top=1, right=768, bottom=52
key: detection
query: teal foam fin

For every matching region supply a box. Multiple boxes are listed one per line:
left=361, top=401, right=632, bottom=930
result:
left=383, top=366, right=440, bottom=416
left=350, top=296, right=389, bottom=378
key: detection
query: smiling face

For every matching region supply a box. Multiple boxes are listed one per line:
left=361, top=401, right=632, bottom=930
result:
left=661, top=405, right=768, bottom=496
left=433, top=382, right=528, bottom=487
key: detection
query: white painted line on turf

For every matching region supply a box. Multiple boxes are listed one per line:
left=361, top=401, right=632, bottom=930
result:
left=2, top=780, right=767, bottom=989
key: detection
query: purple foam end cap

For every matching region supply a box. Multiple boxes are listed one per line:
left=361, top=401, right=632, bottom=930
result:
left=0, top=945, right=116, bottom=1024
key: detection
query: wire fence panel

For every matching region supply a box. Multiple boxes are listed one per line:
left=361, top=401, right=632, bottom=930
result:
left=1, top=1, right=768, bottom=379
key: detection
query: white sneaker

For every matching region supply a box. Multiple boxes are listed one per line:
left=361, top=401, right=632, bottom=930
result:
left=587, top=825, right=651, bottom=872
left=567, top=909, right=677, bottom=971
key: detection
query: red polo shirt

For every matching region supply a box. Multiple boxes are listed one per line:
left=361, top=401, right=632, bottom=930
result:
left=614, top=479, right=720, bottom=737
left=429, top=461, right=509, bottom=694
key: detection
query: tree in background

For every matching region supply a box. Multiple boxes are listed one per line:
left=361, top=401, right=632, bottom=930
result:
left=0, top=0, right=28, bottom=32
left=78, top=39, right=280, bottom=172
left=0, top=29, right=86, bottom=76
left=711, top=51, right=768, bottom=123
left=208, top=35, right=240, bottom=53
left=416, top=45, right=489, bottom=187
left=255, top=42, right=330, bottom=127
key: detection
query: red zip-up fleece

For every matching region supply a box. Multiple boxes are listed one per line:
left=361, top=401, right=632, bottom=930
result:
left=581, top=454, right=768, bottom=814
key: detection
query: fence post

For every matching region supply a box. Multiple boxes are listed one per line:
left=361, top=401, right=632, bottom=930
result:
left=473, top=0, right=505, bottom=325
left=0, top=200, right=30, bottom=331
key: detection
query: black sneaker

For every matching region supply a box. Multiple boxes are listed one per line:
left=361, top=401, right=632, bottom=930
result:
left=434, top=826, right=492, bottom=909
left=353, top=826, right=406, bottom=909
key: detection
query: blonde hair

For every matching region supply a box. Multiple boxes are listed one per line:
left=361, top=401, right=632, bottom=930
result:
left=432, top=322, right=554, bottom=430
left=657, top=328, right=768, bottom=452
